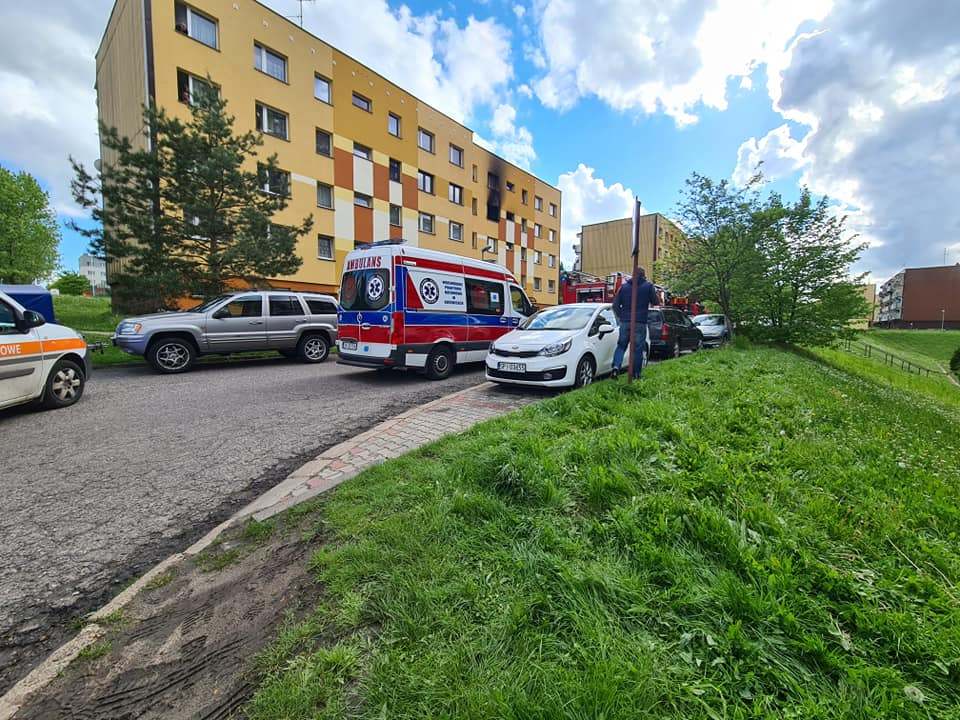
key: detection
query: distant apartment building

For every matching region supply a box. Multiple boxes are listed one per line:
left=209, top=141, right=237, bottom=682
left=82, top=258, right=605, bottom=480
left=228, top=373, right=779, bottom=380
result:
left=574, top=213, right=681, bottom=282
left=95, top=0, right=561, bottom=305
left=878, top=265, right=960, bottom=329
left=79, top=253, right=109, bottom=290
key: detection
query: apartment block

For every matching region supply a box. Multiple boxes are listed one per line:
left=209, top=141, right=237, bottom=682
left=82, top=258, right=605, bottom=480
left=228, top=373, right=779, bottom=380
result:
left=79, top=253, right=109, bottom=290
left=95, top=0, right=562, bottom=305
left=574, top=213, right=680, bottom=282
left=878, top=265, right=960, bottom=329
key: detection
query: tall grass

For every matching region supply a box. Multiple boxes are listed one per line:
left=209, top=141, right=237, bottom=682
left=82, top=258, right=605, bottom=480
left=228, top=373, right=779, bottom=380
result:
left=867, top=329, right=960, bottom=368
left=248, top=346, right=960, bottom=719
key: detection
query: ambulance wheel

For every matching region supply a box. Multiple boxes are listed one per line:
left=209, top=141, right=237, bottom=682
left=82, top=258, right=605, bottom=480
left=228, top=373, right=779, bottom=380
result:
left=42, top=359, right=85, bottom=409
left=425, top=346, right=454, bottom=380
left=298, top=334, right=329, bottom=363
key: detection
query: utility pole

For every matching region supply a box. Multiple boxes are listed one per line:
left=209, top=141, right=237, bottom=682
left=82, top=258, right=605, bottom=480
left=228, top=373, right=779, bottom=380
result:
left=627, top=198, right=642, bottom=383
left=942, top=308, right=946, bottom=332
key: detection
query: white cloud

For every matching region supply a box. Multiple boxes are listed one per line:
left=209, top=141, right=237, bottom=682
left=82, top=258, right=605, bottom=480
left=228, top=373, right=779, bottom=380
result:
left=481, top=103, right=537, bottom=169
left=530, top=0, right=831, bottom=124
left=513, top=4, right=526, bottom=20
left=556, top=164, right=636, bottom=267
left=732, top=124, right=807, bottom=186
left=744, top=0, right=960, bottom=278
left=517, top=83, right=534, bottom=98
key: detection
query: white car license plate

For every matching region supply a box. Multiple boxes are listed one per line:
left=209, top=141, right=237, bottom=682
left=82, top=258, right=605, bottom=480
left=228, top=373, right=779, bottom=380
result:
left=341, top=340, right=358, bottom=351
left=498, top=362, right=526, bottom=373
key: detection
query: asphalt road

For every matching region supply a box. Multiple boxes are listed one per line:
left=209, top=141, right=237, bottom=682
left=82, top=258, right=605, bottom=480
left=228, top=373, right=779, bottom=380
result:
left=0, top=356, right=487, bottom=693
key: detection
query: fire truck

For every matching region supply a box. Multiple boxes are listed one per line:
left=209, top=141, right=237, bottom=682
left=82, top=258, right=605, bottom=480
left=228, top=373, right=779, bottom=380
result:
left=559, top=270, right=704, bottom=315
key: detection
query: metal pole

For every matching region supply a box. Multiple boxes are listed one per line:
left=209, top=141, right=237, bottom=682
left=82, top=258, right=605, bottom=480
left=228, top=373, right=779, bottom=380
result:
left=627, top=199, right=641, bottom=382
left=942, top=308, right=945, bottom=331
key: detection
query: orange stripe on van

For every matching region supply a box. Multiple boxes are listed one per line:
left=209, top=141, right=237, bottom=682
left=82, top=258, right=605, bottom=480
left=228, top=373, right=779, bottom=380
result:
left=0, top=337, right=85, bottom=359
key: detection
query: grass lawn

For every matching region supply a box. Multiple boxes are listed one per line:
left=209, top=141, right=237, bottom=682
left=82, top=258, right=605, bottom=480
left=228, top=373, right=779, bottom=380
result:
left=246, top=346, right=960, bottom=719
left=52, top=294, right=123, bottom=333
left=865, top=329, right=960, bottom=369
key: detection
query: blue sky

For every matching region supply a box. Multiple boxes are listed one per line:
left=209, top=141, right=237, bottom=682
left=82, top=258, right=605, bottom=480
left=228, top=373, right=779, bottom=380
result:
left=3, top=0, right=959, bottom=283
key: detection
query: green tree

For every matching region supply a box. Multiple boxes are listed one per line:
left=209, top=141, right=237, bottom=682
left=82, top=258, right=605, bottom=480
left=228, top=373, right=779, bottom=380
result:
left=745, top=189, right=867, bottom=345
left=50, top=271, right=91, bottom=296
left=0, top=166, right=60, bottom=284
left=70, top=90, right=311, bottom=311
left=658, top=172, right=762, bottom=321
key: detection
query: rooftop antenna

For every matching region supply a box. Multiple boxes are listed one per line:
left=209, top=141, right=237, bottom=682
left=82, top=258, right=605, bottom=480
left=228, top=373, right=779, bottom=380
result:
left=287, top=0, right=315, bottom=27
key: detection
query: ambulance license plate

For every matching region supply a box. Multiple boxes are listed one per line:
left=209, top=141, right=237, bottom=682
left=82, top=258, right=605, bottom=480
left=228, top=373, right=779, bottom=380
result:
left=498, top=362, right=526, bottom=373
left=341, top=340, right=358, bottom=351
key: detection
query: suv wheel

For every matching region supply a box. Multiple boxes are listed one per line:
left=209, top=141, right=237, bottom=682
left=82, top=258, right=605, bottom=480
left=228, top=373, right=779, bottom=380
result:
left=425, top=346, right=454, bottom=380
left=148, top=338, right=195, bottom=373
left=42, top=359, right=85, bottom=409
left=298, top=334, right=330, bottom=363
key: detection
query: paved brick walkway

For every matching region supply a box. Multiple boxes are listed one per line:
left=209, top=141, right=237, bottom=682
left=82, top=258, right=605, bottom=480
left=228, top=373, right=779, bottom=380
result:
left=239, top=382, right=539, bottom=522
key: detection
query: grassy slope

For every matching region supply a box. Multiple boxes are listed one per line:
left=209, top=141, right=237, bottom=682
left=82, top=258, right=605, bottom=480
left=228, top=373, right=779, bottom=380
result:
left=52, top=295, right=123, bottom=333
left=866, top=330, right=960, bottom=369
left=247, top=347, right=960, bottom=719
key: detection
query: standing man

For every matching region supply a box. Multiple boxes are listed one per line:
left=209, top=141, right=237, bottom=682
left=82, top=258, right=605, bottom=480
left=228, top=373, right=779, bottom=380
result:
left=611, top=268, right=659, bottom=379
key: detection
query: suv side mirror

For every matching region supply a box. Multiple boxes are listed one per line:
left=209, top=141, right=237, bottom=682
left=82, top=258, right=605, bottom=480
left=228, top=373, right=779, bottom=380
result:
left=17, top=310, right=45, bottom=331
left=212, top=307, right=230, bottom=320
left=598, top=323, right=614, bottom=338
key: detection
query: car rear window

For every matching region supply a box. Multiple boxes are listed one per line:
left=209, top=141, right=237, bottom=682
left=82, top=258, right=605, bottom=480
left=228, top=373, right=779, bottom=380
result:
left=306, top=298, right=338, bottom=314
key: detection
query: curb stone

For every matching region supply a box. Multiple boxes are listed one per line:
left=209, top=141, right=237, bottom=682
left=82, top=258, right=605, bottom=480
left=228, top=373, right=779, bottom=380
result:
left=0, top=381, right=531, bottom=719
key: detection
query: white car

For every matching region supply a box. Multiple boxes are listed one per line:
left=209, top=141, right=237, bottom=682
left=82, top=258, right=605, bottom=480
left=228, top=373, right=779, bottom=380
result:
left=1, top=290, right=90, bottom=411
left=485, top=303, right=646, bottom=388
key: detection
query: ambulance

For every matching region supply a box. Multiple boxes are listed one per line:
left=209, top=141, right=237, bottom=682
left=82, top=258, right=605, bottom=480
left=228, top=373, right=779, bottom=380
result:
left=337, top=242, right=536, bottom=379
left=0, top=289, right=90, bottom=411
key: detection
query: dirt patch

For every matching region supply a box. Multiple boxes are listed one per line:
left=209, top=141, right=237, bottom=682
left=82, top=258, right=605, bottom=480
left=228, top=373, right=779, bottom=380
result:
left=12, top=507, right=326, bottom=720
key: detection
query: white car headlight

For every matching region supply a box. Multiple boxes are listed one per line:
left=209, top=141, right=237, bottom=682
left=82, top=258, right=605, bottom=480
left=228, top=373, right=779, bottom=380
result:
left=540, top=338, right=572, bottom=357
left=118, top=322, right=142, bottom=335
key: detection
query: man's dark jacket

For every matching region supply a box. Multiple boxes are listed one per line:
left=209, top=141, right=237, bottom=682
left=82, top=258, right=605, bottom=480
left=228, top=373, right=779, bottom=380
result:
left=613, top=278, right=659, bottom=326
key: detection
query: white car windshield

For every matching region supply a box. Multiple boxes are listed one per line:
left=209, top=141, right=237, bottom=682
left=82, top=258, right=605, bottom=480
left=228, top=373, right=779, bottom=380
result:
left=693, top=315, right=725, bottom=326
left=519, top=306, right=597, bottom=331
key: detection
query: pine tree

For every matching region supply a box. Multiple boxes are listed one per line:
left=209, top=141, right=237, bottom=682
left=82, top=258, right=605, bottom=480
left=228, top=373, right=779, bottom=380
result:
left=70, top=90, right=311, bottom=311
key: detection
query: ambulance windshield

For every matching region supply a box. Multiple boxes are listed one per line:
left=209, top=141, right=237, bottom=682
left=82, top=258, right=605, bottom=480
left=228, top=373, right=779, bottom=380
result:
left=340, top=269, right=390, bottom=311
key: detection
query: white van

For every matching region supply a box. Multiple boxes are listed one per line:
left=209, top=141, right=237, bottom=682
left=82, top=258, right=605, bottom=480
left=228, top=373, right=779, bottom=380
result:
left=337, top=242, right=537, bottom=379
left=0, top=290, right=90, bottom=411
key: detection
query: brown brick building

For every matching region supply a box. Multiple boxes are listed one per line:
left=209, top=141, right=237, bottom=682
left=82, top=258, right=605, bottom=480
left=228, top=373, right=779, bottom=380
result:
left=878, top=265, right=960, bottom=329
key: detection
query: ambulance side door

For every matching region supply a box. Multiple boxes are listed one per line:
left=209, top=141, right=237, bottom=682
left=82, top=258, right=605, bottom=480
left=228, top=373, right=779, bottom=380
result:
left=0, top=298, right=43, bottom=408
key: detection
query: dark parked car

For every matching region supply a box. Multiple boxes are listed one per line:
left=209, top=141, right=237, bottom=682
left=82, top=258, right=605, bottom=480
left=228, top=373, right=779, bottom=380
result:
left=648, top=307, right=703, bottom=358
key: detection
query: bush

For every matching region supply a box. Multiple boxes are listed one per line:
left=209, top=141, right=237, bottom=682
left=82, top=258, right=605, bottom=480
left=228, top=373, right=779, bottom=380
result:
left=951, top=346, right=960, bottom=379
left=49, top=272, right=90, bottom=296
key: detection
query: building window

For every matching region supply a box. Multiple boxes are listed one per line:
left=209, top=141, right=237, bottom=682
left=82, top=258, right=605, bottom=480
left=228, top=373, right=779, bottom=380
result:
left=418, top=128, right=434, bottom=153
left=318, top=235, right=334, bottom=260
left=388, top=113, right=401, bottom=137
left=487, top=172, right=499, bottom=189
left=534, top=195, right=543, bottom=211
left=352, top=92, right=372, bottom=112
left=389, top=204, right=402, bottom=226
left=315, top=128, right=332, bottom=156
left=549, top=202, right=557, bottom=217
left=521, top=218, right=527, bottom=233
left=506, top=211, right=515, bottom=222
left=534, top=277, right=542, bottom=291
left=255, top=103, right=288, bottom=140
left=449, top=221, right=463, bottom=242
left=317, top=182, right=333, bottom=209
left=175, top=3, right=217, bottom=48
left=534, top=250, right=542, bottom=264
left=417, top=170, right=434, bottom=194
left=353, top=143, right=372, bottom=161
left=449, top=144, right=463, bottom=167
left=419, top=212, right=435, bottom=234
left=448, top=183, right=463, bottom=205
left=472, top=197, right=478, bottom=216
left=506, top=181, right=515, bottom=192
left=254, top=43, right=287, bottom=82
left=521, top=247, right=527, bottom=262
left=548, top=279, right=556, bottom=293
left=548, top=254, right=556, bottom=268
left=534, top=223, right=542, bottom=238
left=472, top=164, right=478, bottom=182
left=549, top=229, right=556, bottom=243
left=258, top=164, right=290, bottom=196
left=471, top=232, right=478, bottom=249
left=522, top=189, right=528, bottom=205
left=177, top=70, right=216, bottom=105
left=389, top=158, right=401, bottom=182
left=354, top=192, right=373, bottom=208
left=314, top=74, right=331, bottom=103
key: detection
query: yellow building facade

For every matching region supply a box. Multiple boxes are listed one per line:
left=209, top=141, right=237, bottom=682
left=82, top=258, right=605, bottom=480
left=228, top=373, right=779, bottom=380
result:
left=576, top=214, right=681, bottom=282
left=96, top=0, right=562, bottom=305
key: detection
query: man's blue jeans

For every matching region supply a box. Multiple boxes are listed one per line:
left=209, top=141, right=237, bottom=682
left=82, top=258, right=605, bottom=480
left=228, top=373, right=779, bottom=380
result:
left=612, top=322, right=648, bottom=378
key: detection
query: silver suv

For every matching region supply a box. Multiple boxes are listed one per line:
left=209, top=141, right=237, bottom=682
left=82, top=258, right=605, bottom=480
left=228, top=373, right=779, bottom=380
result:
left=112, top=291, right=339, bottom=373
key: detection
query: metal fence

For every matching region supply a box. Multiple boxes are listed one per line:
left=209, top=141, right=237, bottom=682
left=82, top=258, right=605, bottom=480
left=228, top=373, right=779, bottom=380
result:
left=840, top=339, right=935, bottom=377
